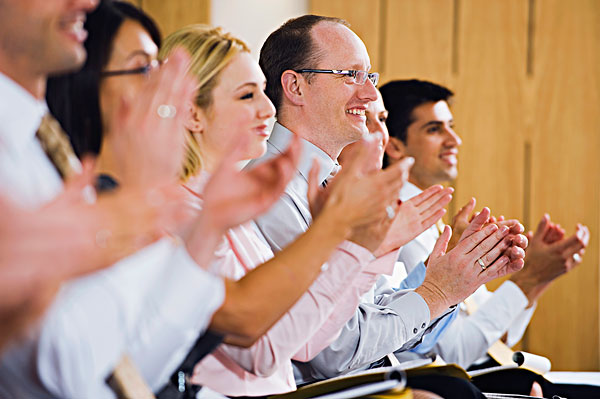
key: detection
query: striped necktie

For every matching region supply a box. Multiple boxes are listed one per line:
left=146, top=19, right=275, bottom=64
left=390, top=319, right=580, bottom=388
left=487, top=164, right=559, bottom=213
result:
left=36, top=113, right=155, bottom=398
left=35, top=113, right=82, bottom=179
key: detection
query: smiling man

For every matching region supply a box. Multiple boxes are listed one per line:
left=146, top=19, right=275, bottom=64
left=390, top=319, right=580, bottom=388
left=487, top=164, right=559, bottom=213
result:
left=250, top=15, right=531, bottom=399
left=381, top=79, right=594, bottom=398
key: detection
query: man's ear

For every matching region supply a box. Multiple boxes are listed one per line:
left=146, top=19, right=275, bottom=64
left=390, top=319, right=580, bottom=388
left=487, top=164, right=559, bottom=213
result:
left=184, top=102, right=206, bottom=134
left=385, top=136, right=407, bottom=162
left=280, top=70, right=306, bottom=106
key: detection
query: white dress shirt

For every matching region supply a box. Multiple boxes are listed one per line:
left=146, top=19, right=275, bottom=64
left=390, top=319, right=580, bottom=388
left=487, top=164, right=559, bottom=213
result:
left=0, top=71, right=225, bottom=398
left=395, top=182, right=535, bottom=368
left=248, top=123, right=449, bottom=384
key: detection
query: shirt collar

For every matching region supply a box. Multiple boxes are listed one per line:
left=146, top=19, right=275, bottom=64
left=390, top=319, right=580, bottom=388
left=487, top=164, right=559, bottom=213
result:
left=0, top=71, right=48, bottom=151
left=268, top=122, right=338, bottom=185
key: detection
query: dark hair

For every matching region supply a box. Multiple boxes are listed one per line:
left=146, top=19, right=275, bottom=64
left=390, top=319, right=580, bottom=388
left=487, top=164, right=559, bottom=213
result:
left=259, top=14, right=348, bottom=115
left=46, top=0, right=161, bottom=157
left=379, top=79, right=453, bottom=145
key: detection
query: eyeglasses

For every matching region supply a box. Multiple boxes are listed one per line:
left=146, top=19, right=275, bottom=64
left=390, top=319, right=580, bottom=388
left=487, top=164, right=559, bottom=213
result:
left=101, top=59, right=161, bottom=78
left=295, top=69, right=379, bottom=86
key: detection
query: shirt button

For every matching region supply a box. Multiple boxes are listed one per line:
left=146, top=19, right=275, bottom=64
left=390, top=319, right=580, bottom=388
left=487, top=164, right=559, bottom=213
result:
left=421, top=323, right=426, bottom=329
left=413, top=328, right=418, bottom=334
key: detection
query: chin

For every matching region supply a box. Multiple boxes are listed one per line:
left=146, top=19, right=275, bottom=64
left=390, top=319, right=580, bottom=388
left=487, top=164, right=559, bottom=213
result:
left=52, top=46, right=87, bottom=74
left=247, top=140, right=268, bottom=161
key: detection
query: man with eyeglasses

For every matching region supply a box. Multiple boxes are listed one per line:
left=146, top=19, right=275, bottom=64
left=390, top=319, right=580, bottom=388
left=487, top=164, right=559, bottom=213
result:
left=249, top=15, right=529, bottom=399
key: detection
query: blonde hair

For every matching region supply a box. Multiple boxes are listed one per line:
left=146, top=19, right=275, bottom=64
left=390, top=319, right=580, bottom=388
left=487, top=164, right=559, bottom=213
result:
left=159, top=25, right=250, bottom=181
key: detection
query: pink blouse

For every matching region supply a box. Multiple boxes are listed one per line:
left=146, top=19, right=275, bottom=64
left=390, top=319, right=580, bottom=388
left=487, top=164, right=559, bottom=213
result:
left=186, top=174, right=398, bottom=397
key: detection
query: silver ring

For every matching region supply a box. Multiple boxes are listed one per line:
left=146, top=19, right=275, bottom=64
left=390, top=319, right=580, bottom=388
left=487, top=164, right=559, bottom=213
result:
left=477, top=258, right=487, bottom=271
left=572, top=253, right=582, bottom=263
left=385, top=205, right=396, bottom=220
left=157, top=104, right=177, bottom=119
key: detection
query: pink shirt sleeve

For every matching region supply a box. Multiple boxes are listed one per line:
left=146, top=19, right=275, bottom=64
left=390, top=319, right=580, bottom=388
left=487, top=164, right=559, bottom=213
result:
left=214, top=239, right=374, bottom=378
left=293, top=248, right=399, bottom=361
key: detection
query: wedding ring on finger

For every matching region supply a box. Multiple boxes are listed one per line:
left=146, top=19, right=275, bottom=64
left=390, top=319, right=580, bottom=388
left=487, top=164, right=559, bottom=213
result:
left=385, top=205, right=396, bottom=220
left=157, top=104, right=177, bottom=119
left=572, top=253, right=582, bottom=263
left=477, top=258, right=487, bottom=271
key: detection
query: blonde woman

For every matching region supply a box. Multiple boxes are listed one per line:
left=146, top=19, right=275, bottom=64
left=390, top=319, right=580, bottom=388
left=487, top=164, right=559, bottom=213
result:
left=158, top=25, right=453, bottom=397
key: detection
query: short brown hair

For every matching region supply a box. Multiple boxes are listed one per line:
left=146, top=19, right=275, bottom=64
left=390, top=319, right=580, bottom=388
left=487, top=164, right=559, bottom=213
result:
left=259, top=15, right=348, bottom=114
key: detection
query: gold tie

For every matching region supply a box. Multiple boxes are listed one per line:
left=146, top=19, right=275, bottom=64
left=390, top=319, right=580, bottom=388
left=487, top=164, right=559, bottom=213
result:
left=36, top=113, right=82, bottom=179
left=36, top=113, right=155, bottom=398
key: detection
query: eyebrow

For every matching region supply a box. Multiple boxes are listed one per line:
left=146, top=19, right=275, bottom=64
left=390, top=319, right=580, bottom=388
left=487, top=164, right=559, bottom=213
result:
left=125, top=50, right=152, bottom=61
left=234, top=81, right=265, bottom=91
left=420, top=119, right=454, bottom=129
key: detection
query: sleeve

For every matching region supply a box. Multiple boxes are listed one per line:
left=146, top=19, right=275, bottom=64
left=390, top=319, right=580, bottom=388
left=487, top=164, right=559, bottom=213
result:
left=37, top=240, right=225, bottom=397
left=433, top=281, right=532, bottom=368
left=293, top=249, right=399, bottom=362
left=218, top=240, right=373, bottom=377
left=298, top=284, right=433, bottom=380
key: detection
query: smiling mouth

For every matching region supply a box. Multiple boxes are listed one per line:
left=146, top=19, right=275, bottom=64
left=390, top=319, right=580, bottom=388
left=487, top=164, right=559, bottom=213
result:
left=60, top=16, right=87, bottom=43
left=346, top=109, right=366, bottom=116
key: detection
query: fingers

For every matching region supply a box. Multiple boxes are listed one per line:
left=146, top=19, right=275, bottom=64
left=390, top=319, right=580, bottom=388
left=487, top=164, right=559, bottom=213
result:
left=378, top=156, right=413, bottom=190
left=459, top=207, right=492, bottom=242
left=343, top=135, right=381, bottom=176
left=306, top=158, right=321, bottom=206
left=552, top=229, right=587, bottom=255
left=430, top=225, right=452, bottom=259
left=453, top=197, right=476, bottom=223
left=418, top=188, right=453, bottom=220
left=419, top=208, right=448, bottom=231
left=457, top=220, right=500, bottom=254
left=508, top=233, right=529, bottom=249
left=533, top=214, right=551, bottom=240
left=411, top=185, right=443, bottom=207
left=474, top=226, right=511, bottom=266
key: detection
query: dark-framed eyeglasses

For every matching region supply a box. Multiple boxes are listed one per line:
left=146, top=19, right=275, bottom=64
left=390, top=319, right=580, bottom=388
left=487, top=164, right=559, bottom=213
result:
left=101, top=59, right=161, bottom=78
left=294, top=69, right=379, bottom=86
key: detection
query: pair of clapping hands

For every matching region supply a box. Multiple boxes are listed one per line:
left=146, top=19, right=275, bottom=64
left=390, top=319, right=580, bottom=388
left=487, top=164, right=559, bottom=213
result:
left=309, top=147, right=529, bottom=319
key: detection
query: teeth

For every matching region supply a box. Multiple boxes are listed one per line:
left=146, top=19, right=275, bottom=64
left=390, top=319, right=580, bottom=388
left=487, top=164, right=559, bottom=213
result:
left=346, top=109, right=365, bottom=116
left=72, top=20, right=84, bottom=33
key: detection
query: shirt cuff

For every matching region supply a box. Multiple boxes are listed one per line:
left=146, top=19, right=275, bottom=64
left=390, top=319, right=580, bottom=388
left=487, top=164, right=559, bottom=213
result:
left=364, top=248, right=400, bottom=276
left=388, top=291, right=431, bottom=338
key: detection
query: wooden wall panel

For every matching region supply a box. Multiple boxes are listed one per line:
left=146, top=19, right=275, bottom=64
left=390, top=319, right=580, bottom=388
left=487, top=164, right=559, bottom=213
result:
left=451, top=0, right=529, bottom=271
left=525, top=0, right=600, bottom=370
left=309, top=0, right=383, bottom=72
left=140, top=0, right=210, bottom=36
left=382, top=0, right=454, bottom=87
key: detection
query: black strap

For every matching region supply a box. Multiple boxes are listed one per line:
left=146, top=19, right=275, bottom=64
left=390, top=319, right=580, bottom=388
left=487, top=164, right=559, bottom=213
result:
left=155, top=330, right=224, bottom=399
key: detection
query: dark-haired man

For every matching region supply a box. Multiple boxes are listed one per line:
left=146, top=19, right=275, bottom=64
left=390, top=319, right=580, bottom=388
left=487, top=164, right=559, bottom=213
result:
left=381, top=79, right=593, bottom=397
left=251, top=15, right=527, bottom=399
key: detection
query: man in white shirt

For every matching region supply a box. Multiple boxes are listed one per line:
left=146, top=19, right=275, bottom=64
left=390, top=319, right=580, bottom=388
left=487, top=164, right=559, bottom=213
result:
left=251, top=15, right=527, bottom=399
left=380, top=79, right=595, bottom=398
left=380, top=78, right=590, bottom=367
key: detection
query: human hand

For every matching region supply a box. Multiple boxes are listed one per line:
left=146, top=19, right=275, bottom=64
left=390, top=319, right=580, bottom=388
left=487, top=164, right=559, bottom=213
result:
left=197, top=133, right=302, bottom=234
left=0, top=162, right=190, bottom=347
left=110, top=48, right=198, bottom=188
left=447, top=197, right=477, bottom=251
left=336, top=145, right=414, bottom=256
left=416, top=209, right=525, bottom=318
left=458, top=208, right=528, bottom=270
left=510, top=214, right=590, bottom=304
left=374, top=185, right=453, bottom=256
